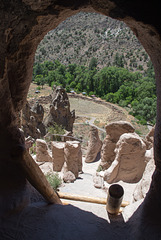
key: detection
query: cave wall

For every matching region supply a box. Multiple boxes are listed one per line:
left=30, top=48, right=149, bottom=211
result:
left=1, top=0, right=161, bottom=214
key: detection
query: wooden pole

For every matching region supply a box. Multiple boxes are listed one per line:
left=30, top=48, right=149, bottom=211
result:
left=58, top=192, right=129, bottom=207
left=22, top=150, right=62, bottom=205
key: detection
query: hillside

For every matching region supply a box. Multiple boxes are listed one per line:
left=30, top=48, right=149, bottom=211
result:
left=35, top=12, right=149, bottom=72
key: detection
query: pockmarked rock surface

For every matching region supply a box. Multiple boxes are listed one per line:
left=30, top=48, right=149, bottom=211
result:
left=22, top=101, right=46, bottom=139
left=36, top=139, right=52, bottom=162
left=85, top=126, right=102, bottom=163
left=51, top=141, right=65, bottom=172
left=31, top=101, right=46, bottom=136
left=101, top=121, right=135, bottom=170
left=1, top=1, right=161, bottom=239
left=63, top=141, right=82, bottom=179
left=104, top=133, right=147, bottom=183
left=63, top=171, right=76, bottom=183
left=145, top=126, right=155, bottom=149
left=93, top=172, right=104, bottom=189
left=44, top=86, right=75, bottom=132
left=133, top=148, right=155, bottom=202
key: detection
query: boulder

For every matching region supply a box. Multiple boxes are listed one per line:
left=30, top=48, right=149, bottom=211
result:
left=93, top=173, right=104, bottom=189
left=63, top=171, right=76, bottom=183
left=133, top=148, right=155, bottom=201
left=85, top=126, right=102, bottom=163
left=36, top=139, right=52, bottom=162
left=100, top=121, right=135, bottom=170
left=44, top=86, right=75, bottom=132
left=51, top=142, right=65, bottom=172
left=63, top=141, right=82, bottom=178
left=104, top=133, right=147, bottom=183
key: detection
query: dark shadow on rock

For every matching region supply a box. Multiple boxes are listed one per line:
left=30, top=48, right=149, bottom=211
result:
left=127, top=170, right=161, bottom=239
left=108, top=212, right=125, bottom=225
left=93, top=151, right=101, bottom=163
left=1, top=173, right=161, bottom=240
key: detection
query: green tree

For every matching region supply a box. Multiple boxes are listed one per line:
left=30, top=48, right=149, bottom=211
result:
left=34, top=74, right=43, bottom=86
left=113, top=53, right=124, bottom=67
left=89, top=57, right=97, bottom=70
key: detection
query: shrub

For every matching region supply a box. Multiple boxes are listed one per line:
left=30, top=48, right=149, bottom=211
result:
left=47, top=123, right=65, bottom=141
left=45, top=172, right=62, bottom=191
left=97, top=165, right=103, bottom=172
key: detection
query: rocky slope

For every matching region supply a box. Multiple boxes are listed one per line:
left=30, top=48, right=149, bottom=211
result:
left=35, top=12, right=150, bottom=72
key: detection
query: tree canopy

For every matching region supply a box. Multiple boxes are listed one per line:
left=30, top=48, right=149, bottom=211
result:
left=32, top=60, right=156, bottom=125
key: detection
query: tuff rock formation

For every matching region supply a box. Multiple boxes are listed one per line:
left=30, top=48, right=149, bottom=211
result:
left=85, top=126, right=102, bottom=163
left=133, top=148, right=155, bottom=202
left=44, top=86, right=75, bottom=132
left=77, top=141, right=83, bottom=172
left=31, top=101, right=46, bottom=136
left=145, top=126, right=155, bottom=149
left=1, top=0, right=161, bottom=238
left=51, top=142, right=65, bottom=172
left=63, top=141, right=82, bottom=179
left=104, top=133, right=147, bottom=183
left=22, top=101, right=46, bottom=139
left=100, top=121, right=135, bottom=169
left=36, top=139, right=52, bottom=162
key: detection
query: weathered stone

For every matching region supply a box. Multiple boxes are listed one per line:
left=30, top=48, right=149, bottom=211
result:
left=31, top=101, right=44, bottom=123
left=77, top=142, right=83, bottom=172
left=22, top=101, right=46, bottom=139
left=1, top=0, right=161, bottom=232
left=25, top=136, right=34, bottom=152
left=64, top=141, right=82, bottom=178
left=63, top=171, right=76, bottom=183
left=133, top=148, right=155, bottom=201
left=105, top=121, right=135, bottom=142
left=104, top=133, right=147, bottom=183
left=44, top=86, right=75, bottom=132
left=93, top=173, right=104, bottom=189
left=85, top=126, right=102, bottom=163
left=145, top=126, right=155, bottom=149
left=31, top=101, right=46, bottom=136
left=51, top=142, right=65, bottom=172
left=100, top=121, right=135, bottom=170
left=36, top=139, right=52, bottom=162
left=100, top=136, right=116, bottom=170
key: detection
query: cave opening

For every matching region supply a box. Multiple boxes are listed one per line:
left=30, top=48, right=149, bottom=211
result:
left=1, top=1, right=161, bottom=238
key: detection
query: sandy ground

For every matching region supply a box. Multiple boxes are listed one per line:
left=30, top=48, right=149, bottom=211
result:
left=38, top=157, right=138, bottom=221
left=3, top=156, right=160, bottom=239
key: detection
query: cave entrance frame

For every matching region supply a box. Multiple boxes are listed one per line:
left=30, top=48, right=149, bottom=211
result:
left=1, top=1, right=161, bottom=216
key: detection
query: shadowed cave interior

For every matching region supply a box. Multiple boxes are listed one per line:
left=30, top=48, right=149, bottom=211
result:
left=1, top=0, right=161, bottom=239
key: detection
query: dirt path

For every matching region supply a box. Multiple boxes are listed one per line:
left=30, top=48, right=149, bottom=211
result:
left=75, top=115, right=106, bottom=133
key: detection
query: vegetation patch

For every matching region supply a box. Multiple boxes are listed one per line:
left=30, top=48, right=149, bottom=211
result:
left=45, top=172, right=62, bottom=191
left=32, top=59, right=156, bottom=125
